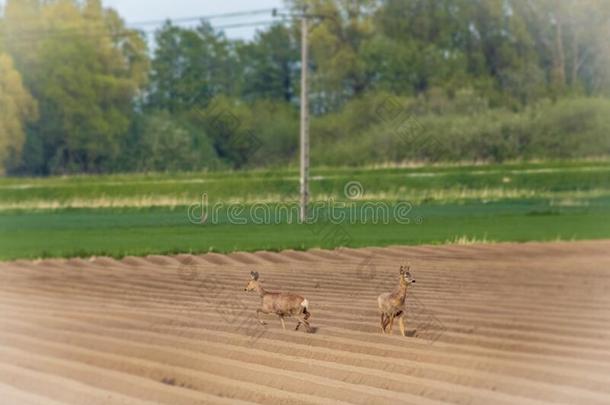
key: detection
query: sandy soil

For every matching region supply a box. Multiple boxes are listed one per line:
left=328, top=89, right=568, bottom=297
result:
left=0, top=241, right=609, bottom=404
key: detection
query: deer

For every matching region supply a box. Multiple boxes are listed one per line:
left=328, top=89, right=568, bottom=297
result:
left=244, top=271, right=313, bottom=333
left=378, top=265, right=416, bottom=336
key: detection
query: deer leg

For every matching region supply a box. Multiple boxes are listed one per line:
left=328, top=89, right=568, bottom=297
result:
left=388, top=315, right=394, bottom=335
left=302, top=309, right=312, bottom=333
left=302, top=317, right=313, bottom=333
left=383, top=314, right=392, bottom=332
left=399, top=315, right=406, bottom=337
left=380, top=313, right=387, bottom=333
left=293, top=314, right=307, bottom=332
left=256, top=309, right=267, bottom=326
left=297, top=308, right=312, bottom=332
left=306, top=322, right=313, bottom=333
left=296, top=309, right=307, bottom=330
left=279, top=315, right=286, bottom=330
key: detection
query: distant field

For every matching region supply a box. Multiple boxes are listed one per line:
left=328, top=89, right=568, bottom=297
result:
left=2, top=159, right=610, bottom=208
left=1, top=159, right=609, bottom=260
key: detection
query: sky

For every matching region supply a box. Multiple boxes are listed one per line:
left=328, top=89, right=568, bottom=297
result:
left=104, top=0, right=284, bottom=40
left=0, top=0, right=285, bottom=40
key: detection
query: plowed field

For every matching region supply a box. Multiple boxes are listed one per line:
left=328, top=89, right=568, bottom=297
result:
left=1, top=241, right=609, bottom=404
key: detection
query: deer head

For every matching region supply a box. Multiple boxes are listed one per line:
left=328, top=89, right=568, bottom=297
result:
left=399, top=264, right=416, bottom=284
left=244, top=271, right=260, bottom=291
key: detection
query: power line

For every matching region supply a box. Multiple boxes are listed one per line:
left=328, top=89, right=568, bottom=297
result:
left=188, top=20, right=282, bottom=31
left=1, top=8, right=289, bottom=45
left=0, top=7, right=286, bottom=26
left=120, top=20, right=282, bottom=37
left=2, top=19, right=288, bottom=49
left=127, top=8, right=285, bottom=27
left=138, top=20, right=285, bottom=38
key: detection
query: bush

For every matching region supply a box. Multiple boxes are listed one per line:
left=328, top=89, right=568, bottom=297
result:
left=527, top=98, right=610, bottom=158
left=184, top=96, right=298, bottom=169
left=120, top=95, right=610, bottom=171
left=310, top=96, right=610, bottom=165
left=123, top=110, right=223, bottom=172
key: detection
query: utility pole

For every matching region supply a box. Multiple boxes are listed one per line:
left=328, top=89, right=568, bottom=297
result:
left=272, top=8, right=312, bottom=222
left=299, top=13, right=309, bottom=223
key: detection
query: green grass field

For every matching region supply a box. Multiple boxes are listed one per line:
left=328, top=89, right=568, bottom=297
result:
left=1, top=159, right=609, bottom=260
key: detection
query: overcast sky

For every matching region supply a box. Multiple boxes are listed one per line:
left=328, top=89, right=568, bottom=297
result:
left=0, top=0, right=285, bottom=40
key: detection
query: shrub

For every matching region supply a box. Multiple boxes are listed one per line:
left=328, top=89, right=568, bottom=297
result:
left=310, top=96, right=610, bottom=165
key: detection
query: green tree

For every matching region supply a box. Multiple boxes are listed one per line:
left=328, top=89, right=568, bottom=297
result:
left=519, top=0, right=610, bottom=96
left=288, top=0, right=378, bottom=112
left=371, top=0, right=471, bottom=95
left=373, top=0, right=546, bottom=105
left=147, top=21, right=239, bottom=112
left=3, top=0, right=149, bottom=174
left=238, top=24, right=299, bottom=103
left=0, top=52, right=37, bottom=173
left=129, top=110, right=220, bottom=172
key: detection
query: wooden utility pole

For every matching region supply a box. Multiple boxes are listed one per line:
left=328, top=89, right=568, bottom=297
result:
left=272, top=7, right=313, bottom=222
left=299, top=14, right=309, bottom=223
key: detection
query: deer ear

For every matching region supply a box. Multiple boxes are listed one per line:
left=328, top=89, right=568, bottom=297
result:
left=399, top=266, right=404, bottom=274
left=250, top=271, right=259, bottom=280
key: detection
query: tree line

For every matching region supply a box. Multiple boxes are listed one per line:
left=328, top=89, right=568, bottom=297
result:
left=1, top=0, right=609, bottom=175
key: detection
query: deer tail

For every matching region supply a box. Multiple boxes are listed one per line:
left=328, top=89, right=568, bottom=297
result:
left=300, top=299, right=310, bottom=319
left=301, top=298, right=311, bottom=320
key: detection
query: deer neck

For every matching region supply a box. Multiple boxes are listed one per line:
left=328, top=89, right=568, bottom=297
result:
left=255, top=283, right=267, bottom=298
left=396, top=278, right=409, bottom=299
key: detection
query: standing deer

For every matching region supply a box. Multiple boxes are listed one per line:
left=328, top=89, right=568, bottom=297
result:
left=244, top=271, right=313, bottom=332
left=378, top=265, right=416, bottom=336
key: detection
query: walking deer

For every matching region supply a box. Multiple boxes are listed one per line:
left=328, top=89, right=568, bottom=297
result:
left=378, top=265, right=416, bottom=336
left=244, top=271, right=313, bottom=332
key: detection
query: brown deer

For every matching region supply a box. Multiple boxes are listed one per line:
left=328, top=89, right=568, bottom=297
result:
left=378, top=265, right=416, bottom=336
left=244, top=271, right=313, bottom=332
